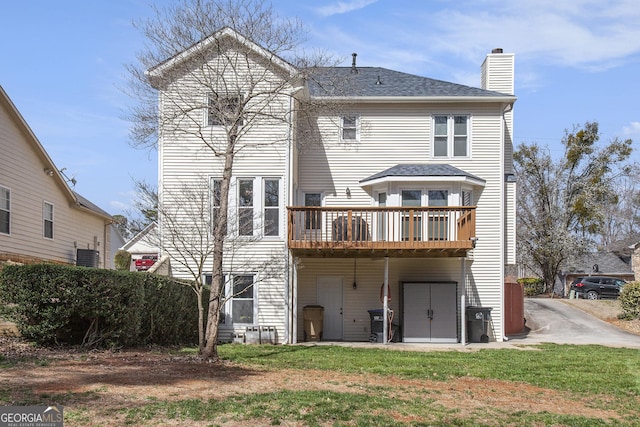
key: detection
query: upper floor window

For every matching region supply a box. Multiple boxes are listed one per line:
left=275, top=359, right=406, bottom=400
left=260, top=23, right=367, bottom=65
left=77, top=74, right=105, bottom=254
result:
left=208, top=94, right=244, bottom=127
left=43, top=201, right=54, bottom=239
left=304, top=193, right=322, bottom=230
left=263, top=179, right=280, bottom=237
left=0, top=186, right=9, bottom=234
left=433, top=115, right=469, bottom=157
left=341, top=115, right=359, bottom=141
left=238, top=179, right=254, bottom=236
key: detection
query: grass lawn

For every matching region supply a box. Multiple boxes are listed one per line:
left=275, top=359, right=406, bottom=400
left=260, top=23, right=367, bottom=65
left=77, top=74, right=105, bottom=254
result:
left=1, top=340, right=639, bottom=426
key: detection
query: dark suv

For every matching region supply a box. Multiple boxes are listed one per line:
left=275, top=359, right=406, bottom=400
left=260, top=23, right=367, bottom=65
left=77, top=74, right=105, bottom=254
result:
left=570, top=276, right=626, bottom=300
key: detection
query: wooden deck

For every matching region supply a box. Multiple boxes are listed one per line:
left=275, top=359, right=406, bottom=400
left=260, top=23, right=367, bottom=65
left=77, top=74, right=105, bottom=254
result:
left=287, top=206, right=476, bottom=258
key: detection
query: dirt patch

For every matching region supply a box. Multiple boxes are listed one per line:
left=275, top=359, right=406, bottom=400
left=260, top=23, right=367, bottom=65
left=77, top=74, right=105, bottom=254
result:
left=0, top=337, right=626, bottom=426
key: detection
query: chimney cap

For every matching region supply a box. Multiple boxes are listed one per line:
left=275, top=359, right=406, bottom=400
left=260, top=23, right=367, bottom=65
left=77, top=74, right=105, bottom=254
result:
left=491, top=48, right=504, bottom=54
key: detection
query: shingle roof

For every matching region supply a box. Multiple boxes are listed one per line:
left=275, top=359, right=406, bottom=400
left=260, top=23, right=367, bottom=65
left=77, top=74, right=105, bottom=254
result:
left=360, top=164, right=485, bottom=184
left=74, top=192, right=111, bottom=218
left=564, top=251, right=633, bottom=275
left=307, top=67, right=509, bottom=98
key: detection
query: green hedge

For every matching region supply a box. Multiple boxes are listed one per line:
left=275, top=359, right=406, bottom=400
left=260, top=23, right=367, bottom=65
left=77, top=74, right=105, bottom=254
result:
left=518, top=277, right=545, bottom=296
left=619, top=281, right=640, bottom=319
left=0, top=264, right=198, bottom=348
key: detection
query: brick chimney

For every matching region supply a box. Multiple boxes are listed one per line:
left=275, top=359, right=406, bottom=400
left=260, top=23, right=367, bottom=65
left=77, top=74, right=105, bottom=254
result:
left=481, top=48, right=514, bottom=95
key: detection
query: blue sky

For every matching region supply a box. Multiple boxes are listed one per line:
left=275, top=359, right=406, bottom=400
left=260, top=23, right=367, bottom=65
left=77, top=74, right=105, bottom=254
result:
left=1, top=0, right=639, bottom=217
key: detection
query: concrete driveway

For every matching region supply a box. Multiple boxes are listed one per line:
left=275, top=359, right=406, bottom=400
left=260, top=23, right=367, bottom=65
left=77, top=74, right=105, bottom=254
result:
left=508, top=298, right=640, bottom=348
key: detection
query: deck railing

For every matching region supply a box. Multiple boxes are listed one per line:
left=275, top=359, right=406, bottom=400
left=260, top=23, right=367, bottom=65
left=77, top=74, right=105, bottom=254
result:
left=287, top=206, right=476, bottom=252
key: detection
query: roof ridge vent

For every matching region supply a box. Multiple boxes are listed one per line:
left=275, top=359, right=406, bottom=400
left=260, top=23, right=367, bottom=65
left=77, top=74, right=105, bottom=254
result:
left=351, top=52, right=358, bottom=74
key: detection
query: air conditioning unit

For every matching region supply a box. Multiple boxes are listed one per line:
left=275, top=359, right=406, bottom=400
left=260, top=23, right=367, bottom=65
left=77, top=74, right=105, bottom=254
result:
left=76, top=249, right=99, bottom=267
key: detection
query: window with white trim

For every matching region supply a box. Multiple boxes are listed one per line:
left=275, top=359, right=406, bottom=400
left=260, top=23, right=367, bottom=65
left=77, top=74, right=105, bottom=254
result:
left=304, top=193, right=322, bottom=230
left=0, top=186, right=9, bottom=234
left=341, top=115, right=359, bottom=141
left=263, top=178, right=280, bottom=236
left=231, top=274, right=255, bottom=324
left=205, top=273, right=257, bottom=326
left=401, top=190, right=421, bottom=241
left=427, top=190, right=449, bottom=241
left=208, top=94, right=243, bottom=126
left=433, top=115, right=469, bottom=157
left=43, top=201, right=54, bottom=239
left=238, top=179, right=254, bottom=236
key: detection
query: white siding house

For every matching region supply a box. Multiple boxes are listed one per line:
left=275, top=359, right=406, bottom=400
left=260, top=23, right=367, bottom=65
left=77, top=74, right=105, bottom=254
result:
left=153, top=29, right=516, bottom=344
left=0, top=86, right=114, bottom=268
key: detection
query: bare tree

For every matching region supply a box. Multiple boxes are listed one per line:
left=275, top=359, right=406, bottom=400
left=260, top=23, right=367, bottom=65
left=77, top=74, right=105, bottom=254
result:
left=515, top=122, right=632, bottom=293
left=125, top=0, right=344, bottom=359
left=153, top=180, right=282, bottom=352
left=597, top=171, right=640, bottom=250
left=118, top=179, right=159, bottom=240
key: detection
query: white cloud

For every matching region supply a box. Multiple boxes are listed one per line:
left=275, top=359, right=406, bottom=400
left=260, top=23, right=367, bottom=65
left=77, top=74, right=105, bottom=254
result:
left=315, top=0, right=378, bottom=17
left=622, top=121, right=640, bottom=138
left=423, top=0, right=640, bottom=70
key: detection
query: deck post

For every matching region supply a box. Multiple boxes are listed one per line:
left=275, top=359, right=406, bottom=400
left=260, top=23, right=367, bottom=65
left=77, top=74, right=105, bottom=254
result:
left=383, top=256, right=389, bottom=344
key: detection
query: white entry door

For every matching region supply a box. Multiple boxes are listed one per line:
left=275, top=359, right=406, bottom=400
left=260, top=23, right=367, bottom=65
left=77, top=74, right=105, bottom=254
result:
left=317, top=276, right=343, bottom=340
left=402, top=282, right=457, bottom=343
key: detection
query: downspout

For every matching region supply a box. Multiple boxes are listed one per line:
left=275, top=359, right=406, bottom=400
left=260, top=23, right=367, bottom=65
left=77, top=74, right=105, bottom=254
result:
left=499, top=103, right=507, bottom=342
left=103, top=221, right=110, bottom=269
left=286, top=83, right=308, bottom=343
left=285, top=95, right=292, bottom=343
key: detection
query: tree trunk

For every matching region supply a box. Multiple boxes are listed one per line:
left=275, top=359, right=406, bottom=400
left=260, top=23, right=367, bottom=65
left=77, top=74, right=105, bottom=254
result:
left=197, top=288, right=204, bottom=353
left=201, top=141, right=235, bottom=360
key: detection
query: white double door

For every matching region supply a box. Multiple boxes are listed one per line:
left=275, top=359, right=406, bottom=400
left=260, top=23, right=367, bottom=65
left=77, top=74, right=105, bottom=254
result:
left=402, top=282, right=457, bottom=343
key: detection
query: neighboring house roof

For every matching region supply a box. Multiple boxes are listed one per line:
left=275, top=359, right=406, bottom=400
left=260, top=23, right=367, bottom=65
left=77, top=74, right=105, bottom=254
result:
left=121, top=222, right=158, bottom=253
left=563, top=251, right=634, bottom=276
left=0, top=85, right=111, bottom=222
left=359, top=164, right=486, bottom=187
left=307, top=66, right=516, bottom=101
left=73, top=191, right=112, bottom=219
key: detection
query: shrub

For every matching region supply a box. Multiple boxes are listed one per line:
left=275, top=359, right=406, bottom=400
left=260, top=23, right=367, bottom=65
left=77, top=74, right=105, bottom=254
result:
left=619, top=281, right=640, bottom=319
left=0, top=264, right=198, bottom=348
left=518, top=277, right=545, bottom=296
left=114, top=250, right=131, bottom=271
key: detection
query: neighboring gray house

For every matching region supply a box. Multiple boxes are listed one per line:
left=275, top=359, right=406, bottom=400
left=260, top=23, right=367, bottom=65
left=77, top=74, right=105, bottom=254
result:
left=0, top=85, right=114, bottom=268
left=151, top=28, right=516, bottom=344
left=560, top=251, right=635, bottom=295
